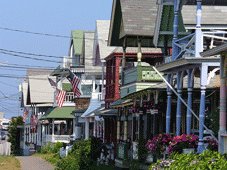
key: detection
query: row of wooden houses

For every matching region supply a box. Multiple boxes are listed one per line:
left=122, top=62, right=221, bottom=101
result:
left=19, top=0, right=227, bottom=166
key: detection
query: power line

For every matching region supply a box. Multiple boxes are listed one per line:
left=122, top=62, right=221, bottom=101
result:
left=0, top=80, right=19, bottom=88
left=0, top=26, right=105, bottom=41
left=0, top=73, right=61, bottom=81
left=0, top=62, right=56, bottom=70
left=0, top=103, right=15, bottom=113
left=0, top=51, right=61, bottom=64
left=0, top=26, right=70, bottom=39
left=0, top=48, right=65, bottom=59
left=0, top=89, right=8, bottom=98
left=0, top=67, right=28, bottom=72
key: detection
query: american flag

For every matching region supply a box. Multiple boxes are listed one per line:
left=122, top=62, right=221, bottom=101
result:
left=48, top=77, right=66, bottom=107
left=56, top=89, right=66, bottom=107
left=23, top=108, right=29, bottom=122
left=48, top=77, right=57, bottom=88
left=67, top=71, right=81, bottom=97
left=31, top=114, right=38, bottom=129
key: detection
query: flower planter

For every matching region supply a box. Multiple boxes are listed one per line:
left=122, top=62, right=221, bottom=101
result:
left=182, top=148, right=195, bottom=154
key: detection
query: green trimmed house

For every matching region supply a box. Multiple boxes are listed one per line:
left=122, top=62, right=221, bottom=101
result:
left=20, top=69, right=55, bottom=155
left=40, top=107, right=77, bottom=144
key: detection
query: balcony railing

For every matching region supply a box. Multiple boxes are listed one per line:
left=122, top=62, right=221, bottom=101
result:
left=65, top=92, right=74, bottom=102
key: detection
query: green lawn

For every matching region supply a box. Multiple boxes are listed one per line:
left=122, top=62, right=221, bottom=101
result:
left=35, top=153, right=115, bottom=170
left=34, top=153, right=59, bottom=165
left=0, top=156, right=21, bottom=170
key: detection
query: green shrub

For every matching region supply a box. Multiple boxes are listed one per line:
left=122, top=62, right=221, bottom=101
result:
left=56, top=155, right=79, bottom=170
left=42, top=153, right=60, bottom=165
left=8, top=116, right=24, bottom=155
left=90, top=137, right=102, bottom=161
left=52, top=142, right=63, bottom=153
left=40, top=142, right=63, bottom=154
left=56, top=139, right=92, bottom=170
left=150, top=150, right=227, bottom=170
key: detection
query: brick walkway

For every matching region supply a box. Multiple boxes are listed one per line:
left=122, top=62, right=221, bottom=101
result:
left=16, top=156, right=54, bottom=170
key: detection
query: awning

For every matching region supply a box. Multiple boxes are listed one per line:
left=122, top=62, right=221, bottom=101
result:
left=92, top=106, right=118, bottom=117
left=40, top=107, right=75, bottom=120
left=110, top=98, right=133, bottom=108
left=123, top=82, right=166, bottom=99
left=81, top=93, right=104, bottom=118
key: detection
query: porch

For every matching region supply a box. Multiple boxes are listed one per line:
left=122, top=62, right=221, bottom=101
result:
left=40, top=107, right=76, bottom=144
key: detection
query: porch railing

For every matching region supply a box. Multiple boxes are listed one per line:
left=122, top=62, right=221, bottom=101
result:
left=65, top=92, right=74, bottom=102
left=43, top=135, right=71, bottom=143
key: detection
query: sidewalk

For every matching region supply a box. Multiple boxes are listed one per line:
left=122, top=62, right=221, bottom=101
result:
left=16, top=156, right=54, bottom=170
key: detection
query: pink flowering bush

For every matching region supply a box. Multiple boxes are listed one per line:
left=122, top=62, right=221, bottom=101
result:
left=168, top=134, right=198, bottom=154
left=146, top=134, right=172, bottom=156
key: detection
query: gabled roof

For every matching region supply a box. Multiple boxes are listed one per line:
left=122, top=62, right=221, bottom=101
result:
left=21, top=82, right=28, bottom=107
left=71, top=30, right=84, bottom=56
left=40, top=107, right=75, bottom=120
left=154, top=3, right=227, bottom=47
left=27, top=68, right=52, bottom=76
left=84, top=31, right=99, bottom=74
left=108, top=0, right=158, bottom=47
left=182, top=5, right=227, bottom=26
left=95, top=20, right=116, bottom=61
left=85, top=20, right=116, bottom=76
left=28, top=74, right=54, bottom=104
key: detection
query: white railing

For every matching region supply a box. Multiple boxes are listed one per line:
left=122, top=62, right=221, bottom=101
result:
left=65, top=92, right=74, bottom=102
left=44, top=135, right=71, bottom=143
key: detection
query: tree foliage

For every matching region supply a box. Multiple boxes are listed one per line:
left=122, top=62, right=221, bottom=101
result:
left=8, top=116, right=24, bottom=155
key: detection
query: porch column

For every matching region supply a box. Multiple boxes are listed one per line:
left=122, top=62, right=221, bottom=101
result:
left=166, top=74, right=172, bottom=134
left=85, top=118, right=89, bottom=140
left=153, top=91, right=159, bottom=135
left=75, top=116, right=81, bottom=140
left=137, top=38, right=142, bottom=65
left=197, top=64, right=208, bottom=153
left=92, top=76, right=96, bottom=92
left=101, top=61, right=105, bottom=95
left=123, top=115, right=128, bottom=141
left=195, top=0, right=203, bottom=58
left=72, top=118, right=76, bottom=138
left=93, top=120, right=96, bottom=137
left=102, top=119, right=105, bottom=142
left=176, top=71, right=183, bottom=136
left=219, top=54, right=227, bottom=153
left=172, top=0, right=180, bottom=60
left=52, top=119, right=54, bottom=142
left=117, top=109, right=121, bottom=141
left=186, top=69, right=194, bottom=134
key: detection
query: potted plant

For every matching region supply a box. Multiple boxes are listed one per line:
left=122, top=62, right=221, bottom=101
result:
left=146, top=134, right=172, bottom=162
left=168, top=134, right=198, bottom=154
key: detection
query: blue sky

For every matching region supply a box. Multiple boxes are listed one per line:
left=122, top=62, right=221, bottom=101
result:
left=0, top=0, right=112, bottom=118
